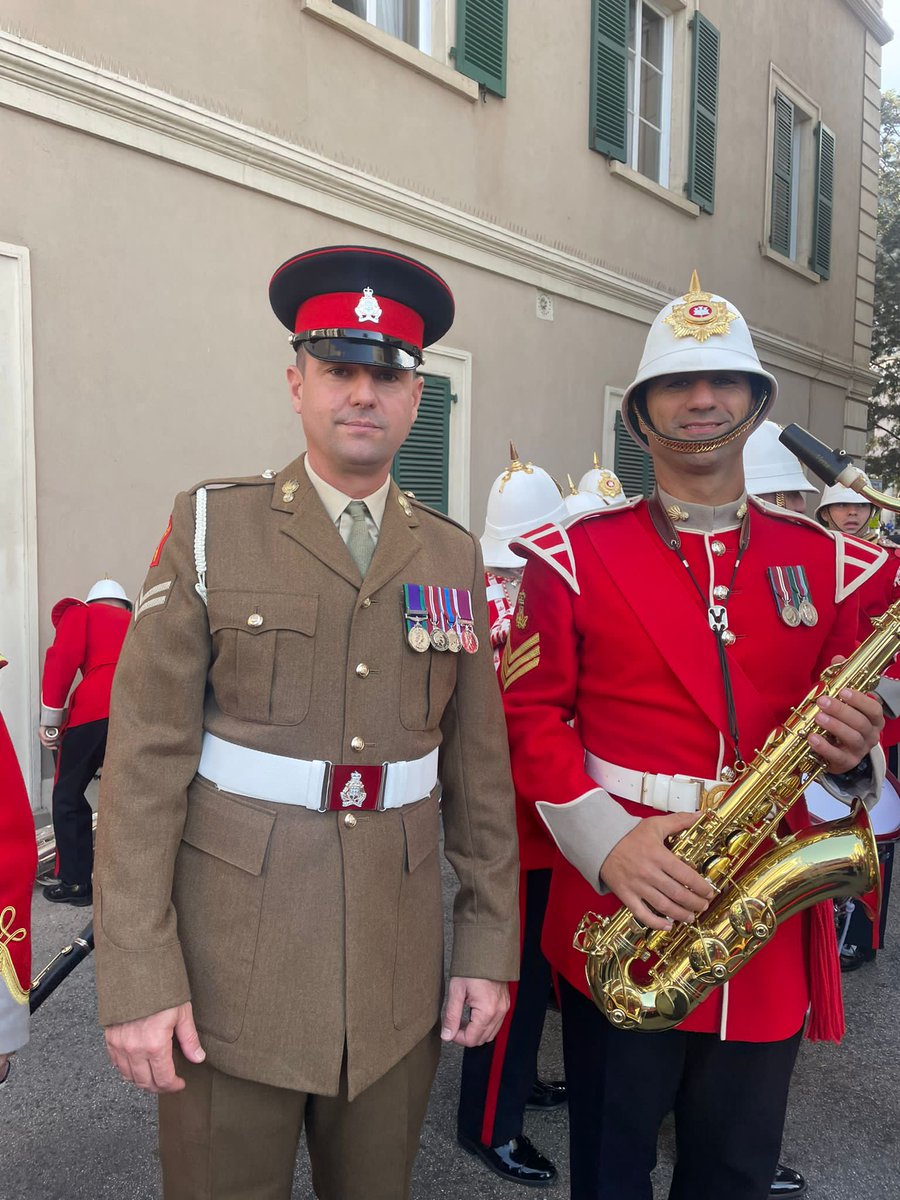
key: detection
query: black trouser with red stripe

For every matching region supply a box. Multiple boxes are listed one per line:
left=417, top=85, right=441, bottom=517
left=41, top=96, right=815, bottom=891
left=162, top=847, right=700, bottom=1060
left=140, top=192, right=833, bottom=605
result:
left=457, top=867, right=554, bottom=1146
left=560, top=975, right=802, bottom=1200
left=52, top=718, right=107, bottom=886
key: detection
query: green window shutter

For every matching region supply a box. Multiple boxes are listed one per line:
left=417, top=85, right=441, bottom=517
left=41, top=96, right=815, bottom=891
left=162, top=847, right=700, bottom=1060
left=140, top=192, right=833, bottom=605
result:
left=589, top=0, right=628, bottom=161
left=811, top=122, right=835, bottom=280
left=770, top=91, right=794, bottom=256
left=391, top=373, right=451, bottom=514
left=455, top=0, right=507, bottom=97
left=613, top=412, right=655, bottom=498
left=686, top=14, right=720, bottom=214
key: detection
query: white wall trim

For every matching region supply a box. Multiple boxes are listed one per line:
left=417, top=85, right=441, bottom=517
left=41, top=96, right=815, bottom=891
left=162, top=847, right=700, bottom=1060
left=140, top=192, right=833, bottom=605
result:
left=421, top=344, right=472, bottom=528
left=0, top=241, right=40, bottom=809
left=842, top=0, right=892, bottom=45
left=0, top=30, right=877, bottom=397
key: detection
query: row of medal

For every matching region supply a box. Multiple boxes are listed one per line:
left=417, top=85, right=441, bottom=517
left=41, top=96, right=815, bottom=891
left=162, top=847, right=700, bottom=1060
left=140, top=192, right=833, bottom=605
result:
left=403, top=584, right=480, bottom=654
left=766, top=565, right=819, bottom=628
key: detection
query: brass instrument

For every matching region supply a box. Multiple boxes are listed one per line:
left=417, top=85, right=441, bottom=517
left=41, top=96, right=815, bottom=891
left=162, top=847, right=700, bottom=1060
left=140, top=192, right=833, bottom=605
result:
left=574, top=425, right=900, bottom=1032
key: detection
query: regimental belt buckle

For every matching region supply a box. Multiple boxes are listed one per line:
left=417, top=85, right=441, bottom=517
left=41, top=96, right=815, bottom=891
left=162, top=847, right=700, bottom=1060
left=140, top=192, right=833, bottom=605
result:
left=319, top=762, right=388, bottom=811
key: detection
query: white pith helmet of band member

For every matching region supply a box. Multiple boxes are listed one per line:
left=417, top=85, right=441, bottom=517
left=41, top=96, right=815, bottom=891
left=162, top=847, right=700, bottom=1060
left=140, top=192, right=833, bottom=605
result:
left=743, top=421, right=817, bottom=501
left=577, top=452, right=628, bottom=510
left=621, top=271, right=778, bottom=454
left=86, top=578, right=132, bottom=608
left=481, top=444, right=568, bottom=569
left=564, top=474, right=607, bottom=517
left=815, top=482, right=878, bottom=538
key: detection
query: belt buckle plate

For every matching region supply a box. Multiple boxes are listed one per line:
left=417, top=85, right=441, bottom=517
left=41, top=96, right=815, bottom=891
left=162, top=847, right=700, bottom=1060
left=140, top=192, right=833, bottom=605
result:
left=322, top=764, right=387, bottom=812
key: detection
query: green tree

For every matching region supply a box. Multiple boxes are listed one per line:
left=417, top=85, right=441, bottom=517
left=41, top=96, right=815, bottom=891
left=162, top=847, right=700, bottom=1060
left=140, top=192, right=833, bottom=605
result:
left=869, top=91, right=900, bottom=488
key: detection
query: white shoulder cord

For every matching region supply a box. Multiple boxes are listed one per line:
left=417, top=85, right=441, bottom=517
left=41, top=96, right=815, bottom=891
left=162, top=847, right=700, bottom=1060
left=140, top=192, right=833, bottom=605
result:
left=194, top=486, right=209, bottom=605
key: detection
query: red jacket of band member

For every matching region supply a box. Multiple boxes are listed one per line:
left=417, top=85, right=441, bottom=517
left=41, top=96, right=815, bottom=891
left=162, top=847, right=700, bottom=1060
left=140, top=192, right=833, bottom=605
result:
left=41, top=602, right=131, bottom=729
left=848, top=541, right=900, bottom=748
left=0, top=711, right=36, bottom=1030
left=487, top=571, right=557, bottom=871
left=502, top=501, right=861, bottom=1042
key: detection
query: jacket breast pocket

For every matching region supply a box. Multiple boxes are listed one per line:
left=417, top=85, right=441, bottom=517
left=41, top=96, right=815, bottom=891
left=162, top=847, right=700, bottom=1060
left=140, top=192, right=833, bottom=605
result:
left=399, top=646, right=459, bottom=731
left=207, top=590, right=318, bottom=725
left=173, top=778, right=276, bottom=1043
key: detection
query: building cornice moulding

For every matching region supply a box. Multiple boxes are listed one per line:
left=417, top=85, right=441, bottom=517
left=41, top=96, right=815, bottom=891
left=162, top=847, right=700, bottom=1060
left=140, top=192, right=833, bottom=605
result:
left=843, top=0, right=892, bottom=44
left=0, top=30, right=877, bottom=394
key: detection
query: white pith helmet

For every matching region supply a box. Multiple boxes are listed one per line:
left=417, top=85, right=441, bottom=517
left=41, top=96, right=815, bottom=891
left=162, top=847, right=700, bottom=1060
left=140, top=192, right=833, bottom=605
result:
left=577, top=454, right=628, bottom=508
left=563, top=474, right=607, bottom=517
left=815, top=483, right=877, bottom=523
left=743, top=421, right=817, bottom=496
left=621, top=271, right=778, bottom=450
left=481, top=445, right=567, bottom=569
left=86, top=578, right=132, bottom=608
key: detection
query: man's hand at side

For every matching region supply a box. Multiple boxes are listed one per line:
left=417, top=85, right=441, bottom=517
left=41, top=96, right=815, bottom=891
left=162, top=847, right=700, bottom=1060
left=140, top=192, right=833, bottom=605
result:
left=600, top=811, right=717, bottom=931
left=104, top=1001, right=205, bottom=1094
left=441, top=977, right=509, bottom=1047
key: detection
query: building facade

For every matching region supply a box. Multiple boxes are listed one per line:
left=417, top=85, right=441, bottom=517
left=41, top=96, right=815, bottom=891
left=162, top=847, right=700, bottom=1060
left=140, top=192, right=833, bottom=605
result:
left=0, top=0, right=890, bottom=805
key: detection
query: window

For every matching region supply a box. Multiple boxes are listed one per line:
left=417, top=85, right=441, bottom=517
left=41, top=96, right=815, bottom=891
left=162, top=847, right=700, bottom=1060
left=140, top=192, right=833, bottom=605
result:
left=766, top=72, right=834, bottom=280
left=626, top=1, right=673, bottom=185
left=590, top=3, right=719, bottom=212
left=333, top=0, right=433, bottom=53
left=604, top=387, right=655, bottom=499
left=392, top=372, right=452, bottom=512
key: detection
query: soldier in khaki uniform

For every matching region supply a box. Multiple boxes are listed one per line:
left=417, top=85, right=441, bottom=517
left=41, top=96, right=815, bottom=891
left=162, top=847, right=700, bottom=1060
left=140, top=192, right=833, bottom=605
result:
left=94, top=245, right=520, bottom=1200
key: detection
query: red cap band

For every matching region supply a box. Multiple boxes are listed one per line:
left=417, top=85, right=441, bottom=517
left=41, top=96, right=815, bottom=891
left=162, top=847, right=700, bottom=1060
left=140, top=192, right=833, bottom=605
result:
left=294, top=291, right=424, bottom=349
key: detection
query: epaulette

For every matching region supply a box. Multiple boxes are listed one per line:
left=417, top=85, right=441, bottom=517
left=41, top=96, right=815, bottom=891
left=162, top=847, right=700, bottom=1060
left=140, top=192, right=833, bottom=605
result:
left=50, top=597, right=85, bottom=628
left=404, top=494, right=473, bottom=535
left=510, top=522, right=581, bottom=595
left=750, top=497, right=888, bottom=602
left=188, top=471, right=277, bottom=495
left=562, top=494, right=642, bottom=532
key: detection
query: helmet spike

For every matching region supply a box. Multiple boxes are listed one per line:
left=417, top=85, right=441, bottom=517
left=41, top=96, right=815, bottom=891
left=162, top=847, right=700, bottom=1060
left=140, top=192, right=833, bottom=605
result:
left=509, top=441, right=519, bottom=463
left=567, top=474, right=578, bottom=495
left=593, top=451, right=600, bottom=469
left=688, top=269, right=701, bottom=295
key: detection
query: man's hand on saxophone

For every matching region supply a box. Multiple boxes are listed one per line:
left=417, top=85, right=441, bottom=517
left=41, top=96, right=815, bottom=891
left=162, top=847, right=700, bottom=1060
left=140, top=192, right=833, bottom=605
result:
left=599, top=811, right=718, bottom=932
left=808, top=659, right=885, bottom=773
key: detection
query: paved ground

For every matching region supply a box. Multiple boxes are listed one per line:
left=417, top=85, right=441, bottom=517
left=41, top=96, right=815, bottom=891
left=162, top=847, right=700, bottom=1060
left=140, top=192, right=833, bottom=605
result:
left=5, top=851, right=899, bottom=1199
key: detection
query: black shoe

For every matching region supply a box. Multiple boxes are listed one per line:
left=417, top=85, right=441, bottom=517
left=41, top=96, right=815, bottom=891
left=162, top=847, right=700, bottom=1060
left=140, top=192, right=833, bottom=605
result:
left=526, top=1078, right=567, bottom=1109
left=770, top=1164, right=807, bottom=1196
left=458, top=1134, right=557, bottom=1186
left=840, top=945, right=875, bottom=973
left=43, top=881, right=92, bottom=907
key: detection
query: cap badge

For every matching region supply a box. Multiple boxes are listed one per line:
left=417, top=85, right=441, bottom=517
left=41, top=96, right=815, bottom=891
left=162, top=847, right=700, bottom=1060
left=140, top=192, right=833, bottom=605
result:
left=355, top=287, right=382, bottom=324
left=664, top=270, right=737, bottom=343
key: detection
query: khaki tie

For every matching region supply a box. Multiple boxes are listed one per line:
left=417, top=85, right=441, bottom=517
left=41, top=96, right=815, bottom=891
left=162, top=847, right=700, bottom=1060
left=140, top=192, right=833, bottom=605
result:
left=345, top=500, right=375, bottom=577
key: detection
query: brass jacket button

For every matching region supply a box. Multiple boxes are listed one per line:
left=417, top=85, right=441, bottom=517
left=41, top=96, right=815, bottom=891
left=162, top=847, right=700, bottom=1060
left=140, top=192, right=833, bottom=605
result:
left=355, top=663, right=370, bottom=678
left=710, top=540, right=726, bottom=556
left=361, top=597, right=372, bottom=608
left=344, top=813, right=358, bottom=828
left=350, top=736, right=365, bottom=752
left=247, top=613, right=264, bottom=627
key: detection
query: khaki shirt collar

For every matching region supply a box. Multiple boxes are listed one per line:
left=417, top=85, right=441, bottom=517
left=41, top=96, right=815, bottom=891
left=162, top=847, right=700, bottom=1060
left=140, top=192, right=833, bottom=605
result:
left=657, top=486, right=747, bottom=535
left=304, top=457, right=391, bottom=531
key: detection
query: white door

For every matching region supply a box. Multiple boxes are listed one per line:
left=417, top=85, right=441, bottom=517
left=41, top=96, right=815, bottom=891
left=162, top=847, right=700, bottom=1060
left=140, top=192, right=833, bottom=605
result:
left=0, top=243, right=40, bottom=808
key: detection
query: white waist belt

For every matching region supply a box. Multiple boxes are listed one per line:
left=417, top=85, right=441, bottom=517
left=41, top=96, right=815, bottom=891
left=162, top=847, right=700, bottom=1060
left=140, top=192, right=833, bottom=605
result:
left=198, top=733, right=439, bottom=811
left=584, top=751, right=718, bottom=814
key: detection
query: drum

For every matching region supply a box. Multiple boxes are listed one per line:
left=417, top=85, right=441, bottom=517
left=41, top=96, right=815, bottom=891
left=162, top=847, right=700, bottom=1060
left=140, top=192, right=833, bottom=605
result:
left=805, top=770, right=900, bottom=844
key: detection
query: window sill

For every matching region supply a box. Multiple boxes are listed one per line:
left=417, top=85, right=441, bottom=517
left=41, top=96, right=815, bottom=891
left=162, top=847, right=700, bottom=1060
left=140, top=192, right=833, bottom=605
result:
left=607, top=160, right=700, bottom=217
left=300, top=0, right=479, bottom=102
left=760, top=244, right=821, bottom=284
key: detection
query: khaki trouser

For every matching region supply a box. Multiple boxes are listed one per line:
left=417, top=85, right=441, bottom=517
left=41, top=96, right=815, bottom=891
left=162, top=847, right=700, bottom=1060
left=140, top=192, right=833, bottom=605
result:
left=158, top=1027, right=441, bottom=1200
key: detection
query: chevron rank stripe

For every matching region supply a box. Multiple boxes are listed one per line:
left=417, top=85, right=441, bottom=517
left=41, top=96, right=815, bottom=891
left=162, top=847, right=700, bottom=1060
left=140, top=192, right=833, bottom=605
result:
left=500, top=631, right=541, bottom=691
left=134, top=579, right=173, bottom=622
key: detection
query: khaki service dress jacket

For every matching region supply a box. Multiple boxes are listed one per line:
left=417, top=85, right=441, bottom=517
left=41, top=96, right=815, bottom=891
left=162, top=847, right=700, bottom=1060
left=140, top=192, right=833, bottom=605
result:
left=94, top=458, right=519, bottom=1100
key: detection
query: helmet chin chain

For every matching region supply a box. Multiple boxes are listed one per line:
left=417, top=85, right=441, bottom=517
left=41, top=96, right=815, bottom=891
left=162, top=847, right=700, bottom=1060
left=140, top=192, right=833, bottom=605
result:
left=636, top=396, right=768, bottom=456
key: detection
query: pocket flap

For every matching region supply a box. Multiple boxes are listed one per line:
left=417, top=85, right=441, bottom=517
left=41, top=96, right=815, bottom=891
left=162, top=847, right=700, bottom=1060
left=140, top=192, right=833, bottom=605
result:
left=207, top=590, right=318, bottom=636
left=402, top=794, right=440, bottom=873
left=183, top=778, right=276, bottom=875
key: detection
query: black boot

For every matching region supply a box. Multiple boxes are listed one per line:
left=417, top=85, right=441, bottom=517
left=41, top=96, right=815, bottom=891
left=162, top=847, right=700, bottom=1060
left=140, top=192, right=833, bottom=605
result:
left=458, top=1133, right=557, bottom=1186
left=770, top=1163, right=807, bottom=1196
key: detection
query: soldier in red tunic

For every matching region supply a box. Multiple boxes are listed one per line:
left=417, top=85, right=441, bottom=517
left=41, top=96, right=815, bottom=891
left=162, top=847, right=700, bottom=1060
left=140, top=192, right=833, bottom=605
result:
left=39, top=579, right=132, bottom=905
left=457, top=448, right=568, bottom=1185
left=0, top=654, right=37, bottom=1088
left=501, top=274, right=886, bottom=1200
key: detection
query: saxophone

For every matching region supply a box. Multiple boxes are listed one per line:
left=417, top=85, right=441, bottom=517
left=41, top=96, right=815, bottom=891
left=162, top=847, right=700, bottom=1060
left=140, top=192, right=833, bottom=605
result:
left=574, top=425, right=900, bottom=1033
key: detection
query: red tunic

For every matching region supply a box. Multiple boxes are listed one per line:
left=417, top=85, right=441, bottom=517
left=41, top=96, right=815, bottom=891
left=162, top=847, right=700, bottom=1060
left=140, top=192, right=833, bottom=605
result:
left=40, top=601, right=131, bottom=729
left=0, top=702, right=35, bottom=1052
left=502, top=499, right=876, bottom=1042
left=485, top=571, right=556, bottom=871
